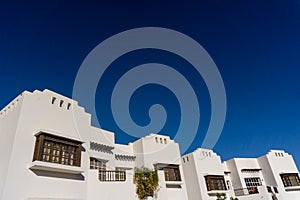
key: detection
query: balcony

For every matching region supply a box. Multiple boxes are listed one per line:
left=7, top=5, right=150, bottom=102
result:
left=29, top=160, right=84, bottom=174
left=234, top=185, right=279, bottom=200
left=99, top=170, right=126, bottom=182
left=234, top=187, right=259, bottom=196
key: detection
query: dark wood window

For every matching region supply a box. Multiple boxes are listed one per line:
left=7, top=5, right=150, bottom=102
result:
left=163, top=166, right=181, bottom=181
left=205, top=175, right=226, bottom=191
left=33, top=133, right=82, bottom=167
left=154, top=164, right=181, bottom=182
left=90, top=157, right=106, bottom=170
left=280, top=173, right=300, bottom=187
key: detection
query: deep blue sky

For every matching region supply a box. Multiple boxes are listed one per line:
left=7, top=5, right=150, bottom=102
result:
left=1, top=1, right=299, bottom=166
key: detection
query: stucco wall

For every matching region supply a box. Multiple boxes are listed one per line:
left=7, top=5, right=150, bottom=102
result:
left=0, top=92, right=24, bottom=199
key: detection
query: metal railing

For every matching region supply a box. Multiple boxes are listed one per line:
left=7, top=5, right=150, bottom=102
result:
left=234, top=187, right=259, bottom=196
left=99, top=170, right=126, bottom=182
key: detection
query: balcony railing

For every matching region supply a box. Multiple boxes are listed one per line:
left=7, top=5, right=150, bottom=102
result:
left=234, top=186, right=280, bottom=197
left=234, top=187, right=259, bottom=196
left=99, top=170, right=126, bottom=182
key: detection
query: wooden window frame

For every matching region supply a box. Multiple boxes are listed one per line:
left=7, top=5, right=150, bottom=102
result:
left=154, top=164, right=182, bottom=182
left=205, top=175, right=227, bottom=191
left=163, top=165, right=181, bottom=182
left=90, top=157, right=107, bottom=170
left=33, top=132, right=82, bottom=167
left=280, top=173, right=300, bottom=187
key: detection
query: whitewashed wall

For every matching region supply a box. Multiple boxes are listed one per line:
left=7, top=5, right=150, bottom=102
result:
left=183, top=148, right=235, bottom=200
left=1, top=89, right=300, bottom=200
left=258, top=150, right=300, bottom=200
left=0, top=90, right=135, bottom=200
left=132, top=134, right=189, bottom=200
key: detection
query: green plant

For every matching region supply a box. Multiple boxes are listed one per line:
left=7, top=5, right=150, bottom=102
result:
left=134, top=167, right=159, bottom=200
left=216, top=193, right=226, bottom=200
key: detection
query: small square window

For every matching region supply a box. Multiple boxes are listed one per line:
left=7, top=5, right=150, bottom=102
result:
left=163, top=166, right=181, bottom=181
left=51, top=97, right=56, bottom=104
left=90, top=157, right=106, bottom=170
left=267, top=186, right=272, bottom=193
left=226, top=180, right=231, bottom=190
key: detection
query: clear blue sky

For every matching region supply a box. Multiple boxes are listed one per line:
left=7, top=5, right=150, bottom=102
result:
left=0, top=1, right=299, bottom=166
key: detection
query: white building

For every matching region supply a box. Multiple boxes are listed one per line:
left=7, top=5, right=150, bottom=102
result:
left=182, top=148, right=234, bottom=200
left=182, top=148, right=235, bottom=200
left=132, top=134, right=189, bottom=200
left=0, top=89, right=188, bottom=200
left=183, top=148, right=300, bottom=200
left=1, top=89, right=299, bottom=200
left=225, top=150, right=300, bottom=200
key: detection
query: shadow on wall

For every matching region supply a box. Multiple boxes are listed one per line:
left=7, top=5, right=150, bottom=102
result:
left=30, top=169, right=85, bottom=181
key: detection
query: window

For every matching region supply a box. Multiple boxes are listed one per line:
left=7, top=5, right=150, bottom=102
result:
left=280, top=173, right=300, bottom=187
left=273, top=187, right=278, bottom=193
left=90, top=157, right=106, bottom=170
left=267, top=186, right=272, bottom=193
left=205, top=175, right=226, bottom=191
left=91, top=158, right=107, bottom=181
left=155, top=164, right=181, bottom=182
left=155, top=137, right=158, bottom=143
left=51, top=97, right=56, bottom=104
left=59, top=100, right=64, bottom=107
left=33, top=133, right=82, bottom=167
left=226, top=180, right=231, bottom=190
left=164, top=138, right=167, bottom=144
left=160, top=138, right=163, bottom=144
left=164, top=166, right=181, bottom=181
left=244, top=177, right=262, bottom=194
left=166, top=184, right=181, bottom=188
